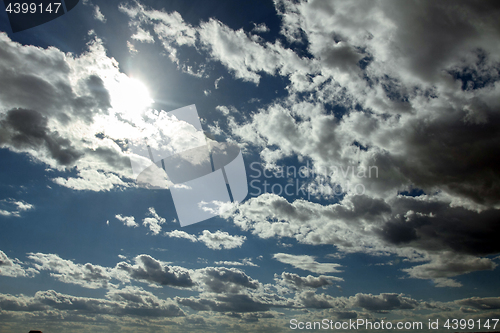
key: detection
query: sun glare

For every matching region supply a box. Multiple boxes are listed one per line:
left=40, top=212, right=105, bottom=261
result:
left=110, top=77, right=154, bottom=118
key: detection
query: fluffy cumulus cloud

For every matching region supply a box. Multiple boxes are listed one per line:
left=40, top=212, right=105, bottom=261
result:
left=164, top=230, right=199, bottom=242
left=276, top=272, right=342, bottom=290
left=117, top=254, right=194, bottom=288
left=226, top=193, right=392, bottom=254
left=193, top=267, right=260, bottom=294
left=115, top=214, right=138, bottom=228
left=142, top=207, right=166, bottom=235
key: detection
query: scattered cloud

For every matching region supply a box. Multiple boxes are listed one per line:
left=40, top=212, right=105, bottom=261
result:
left=115, top=214, right=138, bottom=228
left=0, top=199, right=33, bottom=217
left=142, top=207, right=166, bottom=235
left=117, top=254, right=194, bottom=288
left=93, top=5, right=106, bottom=22
left=214, top=76, right=224, bottom=89
left=273, top=253, right=342, bottom=274
left=197, top=230, right=246, bottom=250
left=131, top=27, right=155, bottom=43
left=164, top=230, right=198, bottom=242
left=164, top=230, right=246, bottom=250
left=252, top=23, right=270, bottom=34
left=215, top=258, right=258, bottom=267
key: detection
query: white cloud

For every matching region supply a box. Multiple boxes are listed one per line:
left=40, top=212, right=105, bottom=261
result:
left=214, top=258, right=258, bottom=267
left=131, top=27, right=155, bottom=43
left=197, top=230, right=246, bottom=250
left=93, top=5, right=106, bottom=23
left=214, top=76, right=224, bottom=89
left=276, top=272, right=343, bottom=290
left=52, top=169, right=129, bottom=191
left=121, top=4, right=315, bottom=84
left=402, top=252, right=497, bottom=287
left=0, top=251, right=38, bottom=278
left=164, top=230, right=198, bottom=242
left=0, top=287, right=184, bottom=318
left=117, top=254, right=194, bottom=288
left=0, top=199, right=33, bottom=217
left=142, top=207, right=166, bottom=235
left=115, top=214, right=138, bottom=228
left=225, top=193, right=392, bottom=255
left=273, top=253, right=342, bottom=274
left=226, top=192, right=500, bottom=284
left=252, top=23, right=270, bottom=34
left=27, top=253, right=115, bottom=289
left=164, top=229, right=247, bottom=250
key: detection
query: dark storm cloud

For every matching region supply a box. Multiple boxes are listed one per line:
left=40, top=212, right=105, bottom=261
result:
left=117, top=254, right=195, bottom=288
left=378, top=196, right=500, bottom=256
left=376, top=0, right=500, bottom=82
left=0, top=108, right=82, bottom=165
left=389, top=111, right=500, bottom=206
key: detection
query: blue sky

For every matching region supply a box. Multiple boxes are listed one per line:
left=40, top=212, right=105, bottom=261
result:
left=1, top=1, right=500, bottom=332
